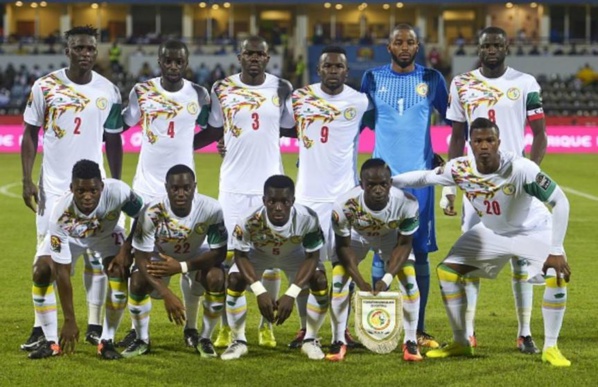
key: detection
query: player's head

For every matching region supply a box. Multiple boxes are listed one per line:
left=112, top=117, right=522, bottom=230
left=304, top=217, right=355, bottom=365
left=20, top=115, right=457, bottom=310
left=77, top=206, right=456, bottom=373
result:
left=388, top=23, right=419, bottom=69
left=469, top=117, right=501, bottom=167
left=360, top=158, right=392, bottom=211
left=64, top=25, right=98, bottom=72
left=70, top=159, right=103, bottom=215
left=317, top=46, right=348, bottom=94
left=478, top=26, right=509, bottom=70
left=165, top=164, right=196, bottom=217
left=263, top=175, right=295, bottom=226
left=238, top=36, right=270, bottom=78
left=158, top=40, right=190, bottom=85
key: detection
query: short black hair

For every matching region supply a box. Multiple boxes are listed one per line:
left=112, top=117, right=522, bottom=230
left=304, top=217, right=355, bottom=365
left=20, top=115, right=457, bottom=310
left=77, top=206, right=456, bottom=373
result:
left=72, top=159, right=102, bottom=180
left=64, top=25, right=98, bottom=41
left=166, top=164, right=195, bottom=182
left=159, top=39, right=189, bottom=57
left=390, top=23, right=418, bottom=41
left=242, top=35, right=268, bottom=52
left=264, top=175, right=294, bottom=195
left=470, top=117, right=500, bottom=136
left=321, top=45, right=347, bottom=56
left=479, top=26, right=507, bottom=42
left=360, top=158, right=391, bottom=178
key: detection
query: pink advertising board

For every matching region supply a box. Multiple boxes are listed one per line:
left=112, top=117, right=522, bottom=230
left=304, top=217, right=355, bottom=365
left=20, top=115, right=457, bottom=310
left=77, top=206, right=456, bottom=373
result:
left=1, top=125, right=598, bottom=153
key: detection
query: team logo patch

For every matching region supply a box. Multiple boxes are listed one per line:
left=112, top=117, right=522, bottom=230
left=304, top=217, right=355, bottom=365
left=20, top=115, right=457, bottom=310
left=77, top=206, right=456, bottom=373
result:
left=105, top=211, right=119, bottom=221
left=367, top=309, right=391, bottom=331
left=233, top=225, right=243, bottom=241
left=96, top=97, right=108, bottom=110
left=50, top=235, right=61, bottom=253
left=272, top=96, right=281, bottom=107
left=187, top=102, right=199, bottom=115
left=194, top=223, right=207, bottom=235
left=343, top=107, right=357, bottom=120
left=290, top=236, right=302, bottom=244
left=388, top=220, right=399, bottom=229
left=507, top=87, right=521, bottom=100
left=415, top=83, right=428, bottom=97
left=502, top=184, right=516, bottom=195
left=536, top=173, right=552, bottom=190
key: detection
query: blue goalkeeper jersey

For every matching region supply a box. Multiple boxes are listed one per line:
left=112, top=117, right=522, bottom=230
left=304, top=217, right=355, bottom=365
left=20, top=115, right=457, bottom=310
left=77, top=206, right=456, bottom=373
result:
left=361, top=63, right=448, bottom=174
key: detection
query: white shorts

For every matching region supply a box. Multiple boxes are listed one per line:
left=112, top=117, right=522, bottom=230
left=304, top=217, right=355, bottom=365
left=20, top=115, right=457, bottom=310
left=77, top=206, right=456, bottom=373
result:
left=228, top=255, right=325, bottom=288
left=37, top=226, right=126, bottom=265
left=330, top=231, right=415, bottom=265
left=461, top=196, right=481, bottom=233
left=36, top=190, right=61, bottom=247
left=219, top=191, right=262, bottom=246
left=444, top=223, right=553, bottom=283
left=296, top=199, right=334, bottom=261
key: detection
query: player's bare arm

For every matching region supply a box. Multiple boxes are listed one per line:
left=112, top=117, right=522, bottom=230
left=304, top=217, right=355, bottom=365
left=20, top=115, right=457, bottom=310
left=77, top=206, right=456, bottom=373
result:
left=542, top=255, right=571, bottom=286
left=54, top=259, right=80, bottom=354
left=335, top=234, right=371, bottom=292
left=528, top=117, right=547, bottom=165
left=376, top=233, right=414, bottom=293
left=235, top=249, right=276, bottom=323
left=135, top=250, right=186, bottom=325
left=104, top=132, right=123, bottom=180
left=442, top=120, right=468, bottom=216
left=275, top=250, right=320, bottom=325
left=193, top=124, right=223, bottom=150
left=21, top=123, right=41, bottom=213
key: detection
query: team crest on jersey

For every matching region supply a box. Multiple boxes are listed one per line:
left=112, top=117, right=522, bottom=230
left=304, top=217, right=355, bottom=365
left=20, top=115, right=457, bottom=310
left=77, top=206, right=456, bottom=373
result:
left=187, top=102, right=199, bottom=115
left=272, top=96, right=281, bottom=107
left=502, top=184, right=516, bottom=195
left=290, top=236, right=302, bottom=244
left=416, top=83, right=428, bottom=97
left=233, top=225, right=243, bottom=241
left=536, top=173, right=552, bottom=190
left=50, top=235, right=61, bottom=252
left=96, top=97, right=108, bottom=110
left=105, top=211, right=119, bottom=221
left=507, top=87, right=521, bottom=100
left=388, top=220, right=399, bottom=229
left=194, top=223, right=207, bottom=235
left=343, top=107, right=357, bottom=120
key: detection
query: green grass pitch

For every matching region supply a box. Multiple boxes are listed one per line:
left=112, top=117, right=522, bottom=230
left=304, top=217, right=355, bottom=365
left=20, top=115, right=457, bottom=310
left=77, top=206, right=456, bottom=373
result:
left=0, top=152, right=597, bottom=386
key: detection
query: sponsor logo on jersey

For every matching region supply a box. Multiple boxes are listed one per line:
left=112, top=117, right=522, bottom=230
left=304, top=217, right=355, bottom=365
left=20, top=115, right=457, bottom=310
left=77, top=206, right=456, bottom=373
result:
left=416, top=83, right=428, bottom=97
left=233, top=225, right=243, bottom=240
left=105, top=211, right=119, bottom=221
left=50, top=235, right=61, bottom=252
left=272, top=96, right=281, bottom=107
left=502, top=184, right=516, bottom=195
left=536, top=173, right=552, bottom=190
left=194, top=223, right=207, bottom=235
left=343, top=107, right=357, bottom=120
left=290, top=235, right=302, bottom=244
left=506, top=87, right=521, bottom=100
left=187, top=102, right=199, bottom=115
left=96, top=97, right=108, bottom=110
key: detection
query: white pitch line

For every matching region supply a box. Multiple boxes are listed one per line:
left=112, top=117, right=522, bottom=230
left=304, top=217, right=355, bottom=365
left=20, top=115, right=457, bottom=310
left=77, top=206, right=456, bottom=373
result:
left=561, top=186, right=598, bottom=202
left=0, top=182, right=21, bottom=199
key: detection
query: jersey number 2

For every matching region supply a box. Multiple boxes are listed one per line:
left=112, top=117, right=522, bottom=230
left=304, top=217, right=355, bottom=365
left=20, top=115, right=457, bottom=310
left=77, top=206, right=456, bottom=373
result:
left=74, top=117, right=82, bottom=135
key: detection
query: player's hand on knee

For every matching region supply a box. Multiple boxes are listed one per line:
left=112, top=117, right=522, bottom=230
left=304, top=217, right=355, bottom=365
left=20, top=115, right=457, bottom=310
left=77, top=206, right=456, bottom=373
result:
left=59, top=319, right=79, bottom=354
left=542, top=254, right=571, bottom=286
left=257, top=293, right=276, bottom=323
left=164, top=293, right=186, bottom=325
left=108, top=244, right=133, bottom=278
left=148, top=253, right=182, bottom=277
left=22, top=180, right=39, bottom=213
left=439, top=186, right=457, bottom=216
left=274, top=295, right=295, bottom=325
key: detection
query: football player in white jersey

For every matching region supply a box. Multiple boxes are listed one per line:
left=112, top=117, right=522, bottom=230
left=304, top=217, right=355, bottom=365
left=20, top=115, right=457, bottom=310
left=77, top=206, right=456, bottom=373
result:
left=194, top=36, right=294, bottom=348
left=28, top=160, right=143, bottom=360
left=443, top=26, right=548, bottom=352
left=220, top=175, right=329, bottom=361
left=394, top=118, right=571, bottom=367
left=21, top=25, right=124, bottom=351
left=119, top=165, right=227, bottom=359
left=328, top=159, right=422, bottom=362
left=121, top=39, right=211, bottom=350
left=285, top=45, right=371, bottom=349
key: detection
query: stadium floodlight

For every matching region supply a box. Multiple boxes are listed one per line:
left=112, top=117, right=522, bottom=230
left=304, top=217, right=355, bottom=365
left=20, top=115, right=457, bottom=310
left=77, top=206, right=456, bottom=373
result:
left=383, top=4, right=390, bottom=10
left=530, top=2, right=538, bottom=8
left=91, top=3, right=99, bottom=9
left=40, top=1, right=47, bottom=7
left=335, top=3, right=343, bottom=10
left=506, top=2, right=513, bottom=8
left=212, top=4, right=219, bottom=9
left=199, top=2, right=207, bottom=8
left=15, top=1, right=23, bottom=7
left=324, top=2, right=331, bottom=8
left=396, top=2, right=404, bottom=8
left=30, top=2, right=38, bottom=8
left=223, top=2, right=231, bottom=8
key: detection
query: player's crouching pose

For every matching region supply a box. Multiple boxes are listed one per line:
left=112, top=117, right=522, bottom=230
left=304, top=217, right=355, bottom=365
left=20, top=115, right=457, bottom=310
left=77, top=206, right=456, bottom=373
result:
left=392, top=118, right=572, bottom=366
left=328, top=159, right=422, bottom=362
left=221, top=175, right=329, bottom=361
left=29, top=160, right=143, bottom=360
left=123, top=165, right=228, bottom=358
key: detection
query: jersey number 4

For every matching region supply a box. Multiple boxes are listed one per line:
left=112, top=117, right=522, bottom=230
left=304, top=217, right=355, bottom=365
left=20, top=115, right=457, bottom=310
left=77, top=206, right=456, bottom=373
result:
left=167, top=121, right=175, bottom=138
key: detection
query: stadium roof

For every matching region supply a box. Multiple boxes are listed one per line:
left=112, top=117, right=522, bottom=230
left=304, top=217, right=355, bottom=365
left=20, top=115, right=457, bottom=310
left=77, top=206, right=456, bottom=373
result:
left=1, top=0, right=598, bottom=4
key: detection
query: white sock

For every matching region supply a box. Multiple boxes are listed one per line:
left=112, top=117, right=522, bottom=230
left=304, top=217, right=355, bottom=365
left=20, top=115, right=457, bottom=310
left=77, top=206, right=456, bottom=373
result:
left=542, top=277, right=567, bottom=349
left=83, top=251, right=107, bottom=326
left=464, top=276, right=480, bottom=339
left=511, top=257, right=533, bottom=337
left=398, top=264, right=419, bottom=343
left=225, top=289, right=247, bottom=342
left=437, top=264, right=468, bottom=345
left=259, top=269, right=281, bottom=330
left=329, top=264, right=350, bottom=344
left=304, top=289, right=328, bottom=340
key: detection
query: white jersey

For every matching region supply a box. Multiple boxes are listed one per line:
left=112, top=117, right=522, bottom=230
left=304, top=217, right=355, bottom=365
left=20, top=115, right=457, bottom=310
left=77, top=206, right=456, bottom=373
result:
left=208, top=73, right=294, bottom=194
left=288, top=84, right=370, bottom=202
left=393, top=152, right=555, bottom=235
left=231, top=204, right=324, bottom=260
left=332, top=186, right=419, bottom=243
left=48, top=179, right=143, bottom=264
left=124, top=78, right=210, bottom=197
left=133, top=193, right=227, bottom=261
left=447, top=67, right=543, bottom=155
left=24, top=69, right=123, bottom=195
